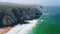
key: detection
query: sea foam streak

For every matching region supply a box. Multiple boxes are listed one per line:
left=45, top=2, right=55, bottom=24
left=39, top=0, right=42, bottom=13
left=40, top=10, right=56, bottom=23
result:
left=7, top=19, right=38, bottom=34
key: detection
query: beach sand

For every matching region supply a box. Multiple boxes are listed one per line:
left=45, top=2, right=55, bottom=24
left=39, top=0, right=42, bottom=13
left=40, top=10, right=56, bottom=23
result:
left=0, top=27, right=13, bottom=34
left=0, top=19, right=38, bottom=34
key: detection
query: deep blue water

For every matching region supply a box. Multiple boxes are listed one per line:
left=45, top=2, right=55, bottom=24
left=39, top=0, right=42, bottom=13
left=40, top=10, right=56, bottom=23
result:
left=44, top=6, right=60, bottom=16
left=31, top=6, right=60, bottom=34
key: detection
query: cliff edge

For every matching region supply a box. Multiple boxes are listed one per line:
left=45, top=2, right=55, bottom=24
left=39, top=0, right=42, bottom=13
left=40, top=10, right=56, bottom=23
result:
left=0, top=2, right=42, bottom=27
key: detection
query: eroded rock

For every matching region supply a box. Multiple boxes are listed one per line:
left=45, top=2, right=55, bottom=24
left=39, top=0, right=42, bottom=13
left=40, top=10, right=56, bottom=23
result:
left=0, top=5, right=42, bottom=27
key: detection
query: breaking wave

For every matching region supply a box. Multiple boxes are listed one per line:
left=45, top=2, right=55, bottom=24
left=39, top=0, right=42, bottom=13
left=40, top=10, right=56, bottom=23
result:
left=7, top=19, right=38, bottom=34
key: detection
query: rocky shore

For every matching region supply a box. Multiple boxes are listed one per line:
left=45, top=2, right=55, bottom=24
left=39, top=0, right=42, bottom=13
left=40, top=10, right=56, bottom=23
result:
left=0, top=4, right=42, bottom=27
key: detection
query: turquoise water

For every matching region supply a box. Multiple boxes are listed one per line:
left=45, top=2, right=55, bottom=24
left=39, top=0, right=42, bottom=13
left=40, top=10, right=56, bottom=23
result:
left=31, top=6, right=60, bottom=34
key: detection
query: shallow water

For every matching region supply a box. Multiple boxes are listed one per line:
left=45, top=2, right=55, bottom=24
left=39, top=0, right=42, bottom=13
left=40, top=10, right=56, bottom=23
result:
left=31, top=6, right=60, bottom=34
left=3, top=6, right=60, bottom=34
left=7, top=19, right=38, bottom=34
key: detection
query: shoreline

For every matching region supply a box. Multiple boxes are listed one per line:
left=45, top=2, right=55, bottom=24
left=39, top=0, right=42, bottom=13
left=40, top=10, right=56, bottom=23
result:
left=0, top=19, right=38, bottom=34
left=0, top=27, right=13, bottom=34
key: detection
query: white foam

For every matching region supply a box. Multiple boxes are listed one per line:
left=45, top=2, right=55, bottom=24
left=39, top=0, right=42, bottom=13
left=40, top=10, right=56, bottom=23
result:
left=41, top=19, right=44, bottom=22
left=43, top=13, right=50, bottom=15
left=6, top=19, right=38, bottom=34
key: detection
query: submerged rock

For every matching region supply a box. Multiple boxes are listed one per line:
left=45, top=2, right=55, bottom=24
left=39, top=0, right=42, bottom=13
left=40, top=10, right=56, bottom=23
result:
left=0, top=4, right=42, bottom=27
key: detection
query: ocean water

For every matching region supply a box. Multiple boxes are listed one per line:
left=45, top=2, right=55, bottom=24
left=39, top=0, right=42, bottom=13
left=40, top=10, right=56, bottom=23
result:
left=6, top=6, right=60, bottom=34
left=30, top=6, right=60, bottom=34
left=1, top=6, right=60, bottom=34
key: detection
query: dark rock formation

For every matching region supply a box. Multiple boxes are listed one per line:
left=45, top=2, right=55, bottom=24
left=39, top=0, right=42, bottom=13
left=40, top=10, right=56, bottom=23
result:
left=0, top=5, right=42, bottom=27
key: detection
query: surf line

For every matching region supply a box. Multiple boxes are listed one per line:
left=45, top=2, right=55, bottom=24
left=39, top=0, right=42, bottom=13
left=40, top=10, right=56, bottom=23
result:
left=6, top=19, right=38, bottom=34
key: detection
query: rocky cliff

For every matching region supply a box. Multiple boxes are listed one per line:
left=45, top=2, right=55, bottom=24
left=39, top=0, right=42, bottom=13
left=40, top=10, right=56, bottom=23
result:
left=0, top=3, right=42, bottom=27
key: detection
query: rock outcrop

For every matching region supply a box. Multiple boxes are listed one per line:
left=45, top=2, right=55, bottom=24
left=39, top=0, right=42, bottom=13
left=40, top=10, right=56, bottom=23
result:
left=0, top=4, right=42, bottom=27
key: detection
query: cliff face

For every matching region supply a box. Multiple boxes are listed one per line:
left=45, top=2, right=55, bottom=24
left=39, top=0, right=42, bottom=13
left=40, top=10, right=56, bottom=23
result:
left=0, top=4, right=42, bottom=27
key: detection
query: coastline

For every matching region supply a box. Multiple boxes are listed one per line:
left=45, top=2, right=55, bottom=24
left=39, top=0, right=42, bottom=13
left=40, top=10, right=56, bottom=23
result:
left=0, top=27, right=13, bottom=34
left=7, top=19, right=38, bottom=34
